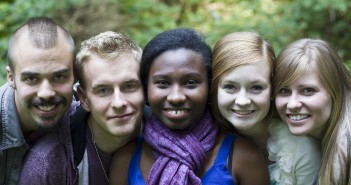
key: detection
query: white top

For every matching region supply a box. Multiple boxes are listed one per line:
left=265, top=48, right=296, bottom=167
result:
left=267, top=119, right=321, bottom=185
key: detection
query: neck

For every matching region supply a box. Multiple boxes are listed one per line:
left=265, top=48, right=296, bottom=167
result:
left=88, top=118, right=133, bottom=155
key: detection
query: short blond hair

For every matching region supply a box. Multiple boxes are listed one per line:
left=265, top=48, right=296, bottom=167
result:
left=75, top=31, right=142, bottom=87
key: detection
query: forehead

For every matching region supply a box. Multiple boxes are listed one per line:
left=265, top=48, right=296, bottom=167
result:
left=292, top=67, right=321, bottom=84
left=222, top=61, right=270, bottom=81
left=82, top=53, right=140, bottom=85
left=150, top=49, right=206, bottom=75
left=12, top=34, right=74, bottom=75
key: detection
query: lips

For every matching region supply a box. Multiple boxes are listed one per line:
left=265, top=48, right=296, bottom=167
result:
left=234, top=110, right=254, bottom=115
left=37, top=104, right=57, bottom=112
left=287, top=114, right=309, bottom=121
left=163, top=108, right=190, bottom=119
left=108, top=113, right=133, bottom=120
left=166, top=109, right=189, bottom=115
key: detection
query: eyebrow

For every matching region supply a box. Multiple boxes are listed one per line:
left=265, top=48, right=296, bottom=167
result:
left=53, top=68, right=69, bottom=75
left=222, top=78, right=268, bottom=84
left=21, top=68, right=70, bottom=76
left=21, top=71, right=39, bottom=77
left=124, top=79, right=140, bottom=83
left=92, top=79, right=141, bottom=89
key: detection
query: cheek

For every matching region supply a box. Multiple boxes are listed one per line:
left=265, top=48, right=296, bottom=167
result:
left=313, top=96, right=332, bottom=122
left=57, top=83, right=74, bottom=97
left=147, top=85, right=163, bottom=105
left=87, top=96, right=109, bottom=111
left=274, top=96, right=286, bottom=112
left=16, top=84, right=37, bottom=100
left=147, top=92, right=162, bottom=107
left=253, top=92, right=271, bottom=111
left=129, top=92, right=145, bottom=108
left=217, top=89, right=232, bottom=108
left=191, top=86, right=208, bottom=107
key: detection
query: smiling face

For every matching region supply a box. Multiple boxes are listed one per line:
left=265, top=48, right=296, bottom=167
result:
left=275, top=67, right=332, bottom=138
left=7, top=33, right=74, bottom=132
left=78, top=53, right=144, bottom=137
left=217, top=62, right=271, bottom=132
left=147, top=48, right=209, bottom=130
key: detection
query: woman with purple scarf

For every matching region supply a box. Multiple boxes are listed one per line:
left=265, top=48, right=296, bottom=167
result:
left=109, top=28, right=269, bottom=185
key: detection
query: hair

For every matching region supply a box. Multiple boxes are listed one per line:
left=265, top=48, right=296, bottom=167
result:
left=7, top=17, right=75, bottom=72
left=75, top=31, right=142, bottom=88
left=274, top=38, right=351, bottom=184
left=140, top=28, right=212, bottom=97
left=210, top=31, right=276, bottom=133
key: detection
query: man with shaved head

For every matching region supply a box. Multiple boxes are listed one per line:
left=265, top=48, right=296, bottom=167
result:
left=0, top=17, right=79, bottom=184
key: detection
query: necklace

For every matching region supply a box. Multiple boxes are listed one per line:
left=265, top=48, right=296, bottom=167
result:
left=90, top=129, right=110, bottom=183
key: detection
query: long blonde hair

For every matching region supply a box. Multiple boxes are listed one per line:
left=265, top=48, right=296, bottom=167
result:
left=274, top=38, right=351, bottom=184
left=210, top=31, right=276, bottom=133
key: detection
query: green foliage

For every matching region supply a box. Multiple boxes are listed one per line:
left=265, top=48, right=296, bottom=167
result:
left=1, top=0, right=351, bottom=84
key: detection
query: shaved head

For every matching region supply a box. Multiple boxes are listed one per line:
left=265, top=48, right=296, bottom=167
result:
left=7, top=17, right=75, bottom=71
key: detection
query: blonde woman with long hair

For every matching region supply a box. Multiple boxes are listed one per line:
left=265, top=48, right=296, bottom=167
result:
left=274, top=38, right=351, bottom=185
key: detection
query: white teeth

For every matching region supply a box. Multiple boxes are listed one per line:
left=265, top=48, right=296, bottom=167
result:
left=289, top=114, right=308, bottom=121
left=38, top=105, right=56, bottom=112
left=235, top=110, right=253, bottom=115
left=167, top=110, right=187, bottom=115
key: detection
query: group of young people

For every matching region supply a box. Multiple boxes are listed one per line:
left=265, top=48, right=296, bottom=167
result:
left=0, top=16, right=350, bottom=185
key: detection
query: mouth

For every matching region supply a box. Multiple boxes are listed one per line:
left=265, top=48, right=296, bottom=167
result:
left=108, top=113, right=133, bottom=120
left=163, top=108, right=190, bottom=119
left=234, top=110, right=254, bottom=115
left=287, top=114, right=310, bottom=121
left=37, top=104, right=57, bottom=112
left=166, top=109, right=189, bottom=116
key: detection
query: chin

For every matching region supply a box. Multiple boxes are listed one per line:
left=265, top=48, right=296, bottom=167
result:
left=288, top=127, right=308, bottom=136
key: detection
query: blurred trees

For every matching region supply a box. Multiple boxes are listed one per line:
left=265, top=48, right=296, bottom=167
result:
left=0, top=0, right=350, bottom=83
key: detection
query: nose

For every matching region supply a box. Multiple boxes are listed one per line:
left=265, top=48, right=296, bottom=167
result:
left=235, top=90, right=251, bottom=106
left=167, top=85, right=186, bottom=105
left=37, top=80, right=55, bottom=100
left=111, top=89, right=127, bottom=109
left=287, top=94, right=302, bottom=110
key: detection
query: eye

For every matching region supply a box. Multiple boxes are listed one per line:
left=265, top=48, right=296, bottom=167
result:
left=250, top=85, right=264, bottom=93
left=222, top=84, right=237, bottom=92
left=95, top=87, right=112, bottom=96
left=54, top=74, right=65, bottom=81
left=155, top=80, right=169, bottom=89
left=123, top=82, right=140, bottom=92
left=185, top=80, right=199, bottom=88
left=302, top=88, right=316, bottom=95
left=24, top=76, right=39, bottom=84
left=277, top=87, right=291, bottom=95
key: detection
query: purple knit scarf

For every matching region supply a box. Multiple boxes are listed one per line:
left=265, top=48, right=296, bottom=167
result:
left=144, top=110, right=218, bottom=185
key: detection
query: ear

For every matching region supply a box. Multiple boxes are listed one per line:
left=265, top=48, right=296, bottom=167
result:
left=6, top=66, right=15, bottom=89
left=77, top=85, right=90, bottom=112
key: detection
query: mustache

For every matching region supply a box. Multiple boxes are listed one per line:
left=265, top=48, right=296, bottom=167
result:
left=31, top=96, right=66, bottom=106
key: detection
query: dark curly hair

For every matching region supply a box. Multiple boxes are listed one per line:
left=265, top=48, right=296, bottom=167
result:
left=140, top=28, right=212, bottom=97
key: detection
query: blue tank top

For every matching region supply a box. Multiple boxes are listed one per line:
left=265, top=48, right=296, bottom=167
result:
left=128, top=134, right=236, bottom=185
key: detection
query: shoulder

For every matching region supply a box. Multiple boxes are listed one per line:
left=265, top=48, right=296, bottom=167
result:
left=0, top=83, right=10, bottom=95
left=233, top=135, right=266, bottom=165
left=267, top=120, right=321, bottom=185
left=25, top=132, right=71, bottom=166
left=19, top=135, right=71, bottom=184
left=268, top=120, right=321, bottom=162
left=111, top=139, right=139, bottom=166
left=231, top=135, right=269, bottom=185
left=109, top=138, right=140, bottom=185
